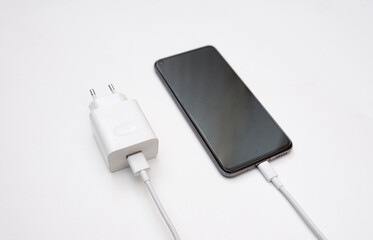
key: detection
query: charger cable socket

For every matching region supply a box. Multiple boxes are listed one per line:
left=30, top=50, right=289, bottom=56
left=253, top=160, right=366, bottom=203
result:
left=89, top=84, right=180, bottom=240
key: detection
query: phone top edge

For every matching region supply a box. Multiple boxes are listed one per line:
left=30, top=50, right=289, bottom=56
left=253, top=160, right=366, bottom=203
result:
left=155, top=45, right=217, bottom=67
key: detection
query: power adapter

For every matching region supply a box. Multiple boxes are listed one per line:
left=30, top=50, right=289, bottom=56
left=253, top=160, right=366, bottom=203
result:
left=88, top=84, right=180, bottom=240
left=89, top=84, right=158, bottom=172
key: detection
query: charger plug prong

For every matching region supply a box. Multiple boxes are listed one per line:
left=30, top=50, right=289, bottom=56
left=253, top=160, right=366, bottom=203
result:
left=89, top=89, right=97, bottom=99
left=108, top=84, right=116, bottom=93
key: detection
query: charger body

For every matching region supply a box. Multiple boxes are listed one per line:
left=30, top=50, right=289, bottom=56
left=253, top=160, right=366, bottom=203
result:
left=89, top=93, right=158, bottom=172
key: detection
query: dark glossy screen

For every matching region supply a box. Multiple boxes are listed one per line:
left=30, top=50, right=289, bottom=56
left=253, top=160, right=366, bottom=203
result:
left=155, top=46, right=291, bottom=174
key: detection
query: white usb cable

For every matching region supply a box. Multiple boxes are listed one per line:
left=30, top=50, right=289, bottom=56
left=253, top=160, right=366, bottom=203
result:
left=89, top=84, right=180, bottom=240
left=127, top=152, right=180, bottom=240
left=257, top=161, right=327, bottom=240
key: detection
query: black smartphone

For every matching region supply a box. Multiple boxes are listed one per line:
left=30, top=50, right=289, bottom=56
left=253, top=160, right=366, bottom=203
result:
left=155, top=46, right=292, bottom=177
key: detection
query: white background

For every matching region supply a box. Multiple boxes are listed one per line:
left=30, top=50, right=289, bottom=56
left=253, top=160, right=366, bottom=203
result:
left=0, top=0, right=372, bottom=239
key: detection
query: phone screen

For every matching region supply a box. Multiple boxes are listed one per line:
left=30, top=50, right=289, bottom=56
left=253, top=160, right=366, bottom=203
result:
left=155, top=46, right=291, bottom=176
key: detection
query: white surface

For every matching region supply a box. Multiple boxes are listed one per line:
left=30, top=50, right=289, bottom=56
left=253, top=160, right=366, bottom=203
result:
left=0, top=1, right=372, bottom=239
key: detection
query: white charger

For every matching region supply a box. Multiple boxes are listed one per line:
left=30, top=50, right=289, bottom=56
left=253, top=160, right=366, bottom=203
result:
left=89, top=84, right=158, bottom=172
left=88, top=84, right=180, bottom=240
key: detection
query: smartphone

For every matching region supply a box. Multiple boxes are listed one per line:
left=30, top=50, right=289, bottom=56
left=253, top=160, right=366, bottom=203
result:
left=154, top=46, right=292, bottom=177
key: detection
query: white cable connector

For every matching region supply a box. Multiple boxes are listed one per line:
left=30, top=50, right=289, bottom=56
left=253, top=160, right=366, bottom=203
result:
left=89, top=84, right=180, bottom=240
left=257, top=161, right=327, bottom=240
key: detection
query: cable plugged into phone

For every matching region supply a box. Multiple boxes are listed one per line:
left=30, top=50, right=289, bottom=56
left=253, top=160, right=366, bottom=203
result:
left=89, top=84, right=180, bottom=240
left=257, top=161, right=327, bottom=240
